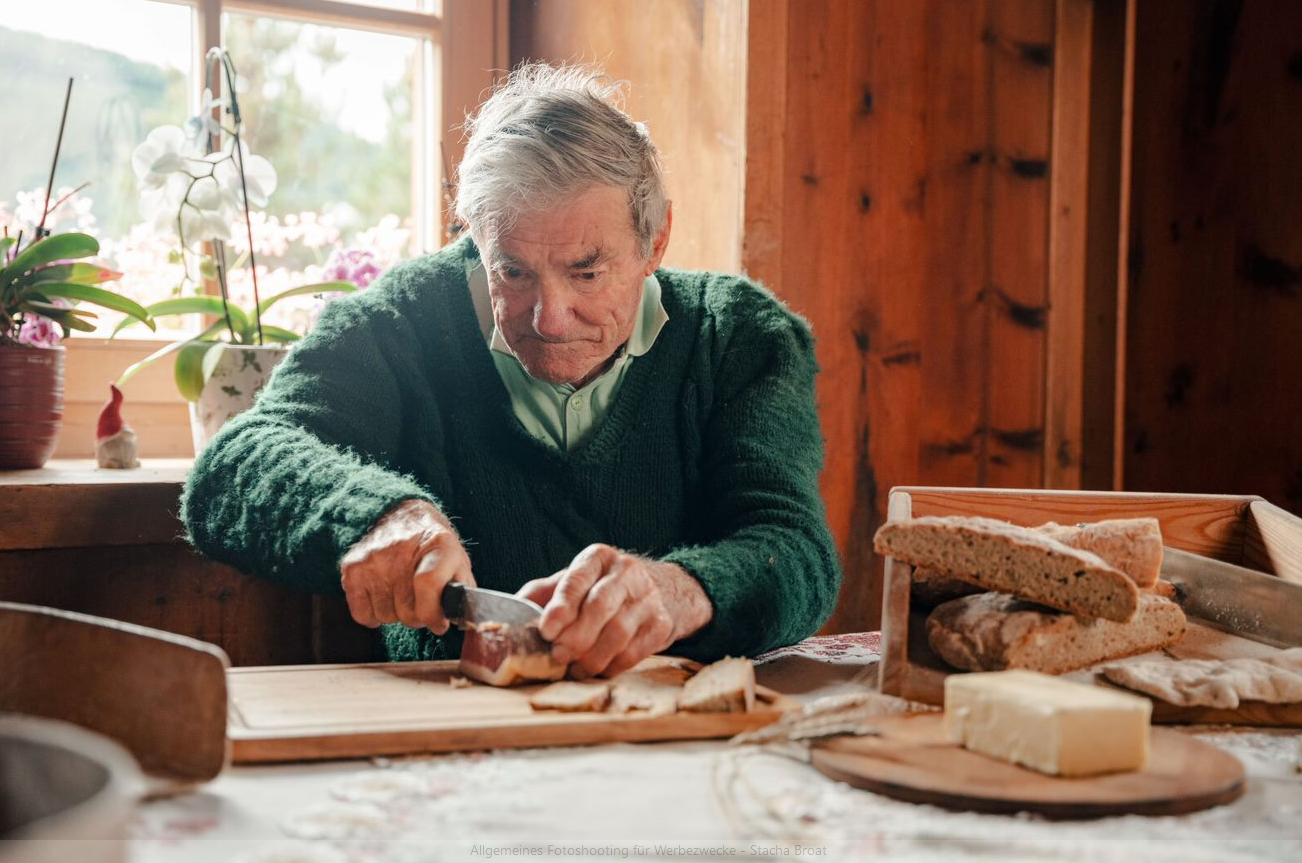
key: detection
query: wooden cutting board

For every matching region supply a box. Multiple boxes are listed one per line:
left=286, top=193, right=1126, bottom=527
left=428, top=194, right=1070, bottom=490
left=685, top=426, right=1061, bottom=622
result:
left=811, top=713, right=1244, bottom=819
left=228, top=656, right=795, bottom=763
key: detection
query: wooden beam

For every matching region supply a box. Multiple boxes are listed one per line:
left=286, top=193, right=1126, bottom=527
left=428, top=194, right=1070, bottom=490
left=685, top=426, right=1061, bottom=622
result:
left=1113, top=0, right=1136, bottom=490
left=742, top=0, right=789, bottom=286
left=1045, top=0, right=1093, bottom=490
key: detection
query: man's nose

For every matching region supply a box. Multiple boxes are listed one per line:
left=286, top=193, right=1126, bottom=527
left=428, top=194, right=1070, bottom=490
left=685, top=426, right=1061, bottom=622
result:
left=532, top=279, right=571, bottom=340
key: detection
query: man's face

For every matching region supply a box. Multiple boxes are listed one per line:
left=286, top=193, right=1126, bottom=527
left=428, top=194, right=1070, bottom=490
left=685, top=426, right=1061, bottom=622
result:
left=483, top=184, right=670, bottom=389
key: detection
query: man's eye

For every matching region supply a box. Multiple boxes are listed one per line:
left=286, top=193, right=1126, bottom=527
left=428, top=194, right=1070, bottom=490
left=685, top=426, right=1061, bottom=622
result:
left=500, top=267, right=524, bottom=280
left=576, top=271, right=599, bottom=282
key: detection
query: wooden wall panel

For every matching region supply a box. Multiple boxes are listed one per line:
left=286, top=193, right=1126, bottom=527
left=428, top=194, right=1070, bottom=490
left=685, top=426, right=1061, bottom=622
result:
left=984, top=0, right=1053, bottom=489
left=1124, top=0, right=1302, bottom=513
left=745, top=1, right=1056, bottom=632
left=509, top=0, right=746, bottom=272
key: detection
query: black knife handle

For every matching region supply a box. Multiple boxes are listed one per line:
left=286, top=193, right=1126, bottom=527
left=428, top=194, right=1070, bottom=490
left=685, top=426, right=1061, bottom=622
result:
left=441, top=581, right=467, bottom=625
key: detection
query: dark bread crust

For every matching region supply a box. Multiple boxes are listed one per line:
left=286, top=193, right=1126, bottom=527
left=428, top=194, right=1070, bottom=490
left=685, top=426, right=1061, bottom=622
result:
left=927, top=592, right=1187, bottom=674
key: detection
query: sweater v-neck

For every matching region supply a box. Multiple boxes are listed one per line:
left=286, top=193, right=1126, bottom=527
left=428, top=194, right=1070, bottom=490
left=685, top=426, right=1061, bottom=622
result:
left=438, top=238, right=668, bottom=468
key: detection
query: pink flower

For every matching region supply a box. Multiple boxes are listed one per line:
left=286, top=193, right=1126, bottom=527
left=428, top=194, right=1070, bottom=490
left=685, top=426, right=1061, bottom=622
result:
left=323, top=248, right=382, bottom=289
left=16, top=309, right=65, bottom=348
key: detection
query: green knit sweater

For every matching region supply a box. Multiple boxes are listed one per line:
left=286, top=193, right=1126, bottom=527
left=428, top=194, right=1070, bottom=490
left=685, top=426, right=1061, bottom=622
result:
left=180, top=237, right=842, bottom=662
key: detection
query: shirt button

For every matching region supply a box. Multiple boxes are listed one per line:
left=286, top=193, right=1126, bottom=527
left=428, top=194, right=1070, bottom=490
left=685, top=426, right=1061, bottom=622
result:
left=569, top=395, right=583, bottom=410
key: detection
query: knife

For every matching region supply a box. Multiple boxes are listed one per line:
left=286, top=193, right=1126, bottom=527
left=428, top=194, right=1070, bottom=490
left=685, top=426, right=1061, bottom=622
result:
left=1161, top=547, right=1302, bottom=648
left=441, top=582, right=544, bottom=629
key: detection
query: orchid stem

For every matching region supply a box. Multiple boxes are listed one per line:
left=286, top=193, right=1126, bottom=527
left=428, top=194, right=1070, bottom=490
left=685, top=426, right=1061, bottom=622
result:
left=217, top=50, right=264, bottom=346
left=36, top=77, right=74, bottom=243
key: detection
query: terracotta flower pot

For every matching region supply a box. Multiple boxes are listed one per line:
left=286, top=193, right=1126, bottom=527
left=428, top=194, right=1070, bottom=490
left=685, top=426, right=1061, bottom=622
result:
left=0, top=344, right=65, bottom=469
left=189, top=344, right=289, bottom=454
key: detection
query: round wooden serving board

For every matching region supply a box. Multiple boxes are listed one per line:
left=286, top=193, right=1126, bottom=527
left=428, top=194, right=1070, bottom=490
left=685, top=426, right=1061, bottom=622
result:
left=810, top=713, right=1244, bottom=819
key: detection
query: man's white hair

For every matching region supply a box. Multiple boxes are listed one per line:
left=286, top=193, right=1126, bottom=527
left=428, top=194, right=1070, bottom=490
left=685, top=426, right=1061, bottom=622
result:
left=454, top=62, right=669, bottom=258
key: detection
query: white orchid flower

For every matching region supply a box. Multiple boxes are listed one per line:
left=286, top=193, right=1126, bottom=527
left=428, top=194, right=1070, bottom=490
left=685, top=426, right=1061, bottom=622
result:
left=180, top=191, right=236, bottom=245
left=139, top=172, right=190, bottom=229
left=185, top=88, right=228, bottom=146
left=212, top=139, right=278, bottom=207
left=131, top=126, right=192, bottom=188
left=132, top=84, right=283, bottom=258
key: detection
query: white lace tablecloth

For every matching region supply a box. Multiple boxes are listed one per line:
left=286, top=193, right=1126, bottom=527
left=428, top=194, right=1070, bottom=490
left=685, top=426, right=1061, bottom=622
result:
left=130, top=634, right=1302, bottom=863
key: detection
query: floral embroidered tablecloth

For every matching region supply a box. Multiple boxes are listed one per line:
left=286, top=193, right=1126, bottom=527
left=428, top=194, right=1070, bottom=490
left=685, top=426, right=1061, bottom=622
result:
left=128, top=633, right=1302, bottom=863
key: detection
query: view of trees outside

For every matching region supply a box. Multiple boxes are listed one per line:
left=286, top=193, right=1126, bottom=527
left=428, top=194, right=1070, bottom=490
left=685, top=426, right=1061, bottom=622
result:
left=0, top=1, right=422, bottom=340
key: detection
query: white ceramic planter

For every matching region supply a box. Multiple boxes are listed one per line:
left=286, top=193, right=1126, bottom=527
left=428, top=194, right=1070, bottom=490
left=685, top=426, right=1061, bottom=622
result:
left=188, top=344, right=290, bottom=454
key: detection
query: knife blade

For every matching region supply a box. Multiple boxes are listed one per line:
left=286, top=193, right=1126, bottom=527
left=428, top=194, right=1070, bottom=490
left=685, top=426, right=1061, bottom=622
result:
left=441, top=582, right=544, bottom=629
left=1160, top=547, right=1302, bottom=648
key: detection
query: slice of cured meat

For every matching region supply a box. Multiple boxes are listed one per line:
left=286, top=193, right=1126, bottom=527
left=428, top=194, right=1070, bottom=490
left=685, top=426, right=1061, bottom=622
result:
left=458, top=621, right=567, bottom=687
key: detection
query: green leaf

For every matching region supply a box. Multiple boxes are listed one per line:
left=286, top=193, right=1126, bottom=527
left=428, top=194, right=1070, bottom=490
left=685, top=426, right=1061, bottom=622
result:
left=174, top=340, right=226, bottom=402
left=258, top=324, right=301, bottom=344
left=12, top=262, right=123, bottom=288
left=33, top=283, right=155, bottom=331
left=0, top=236, right=16, bottom=262
left=1, top=232, right=99, bottom=285
left=112, top=295, right=250, bottom=336
left=24, top=300, right=97, bottom=321
left=256, top=281, right=356, bottom=316
left=200, top=340, right=227, bottom=383
left=25, top=306, right=98, bottom=337
left=116, top=320, right=226, bottom=387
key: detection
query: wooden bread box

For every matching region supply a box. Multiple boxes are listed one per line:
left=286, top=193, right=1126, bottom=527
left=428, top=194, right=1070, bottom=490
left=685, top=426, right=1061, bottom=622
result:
left=877, top=487, right=1302, bottom=716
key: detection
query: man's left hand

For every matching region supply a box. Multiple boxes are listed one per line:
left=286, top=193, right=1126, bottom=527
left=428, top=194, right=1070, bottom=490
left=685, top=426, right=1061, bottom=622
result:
left=517, top=544, right=713, bottom=677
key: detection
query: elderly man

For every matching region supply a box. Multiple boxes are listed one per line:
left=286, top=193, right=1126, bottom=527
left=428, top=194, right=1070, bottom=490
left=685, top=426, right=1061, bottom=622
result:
left=181, top=63, right=841, bottom=677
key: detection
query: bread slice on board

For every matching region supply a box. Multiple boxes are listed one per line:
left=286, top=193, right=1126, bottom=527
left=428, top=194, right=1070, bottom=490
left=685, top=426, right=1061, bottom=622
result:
left=875, top=516, right=1141, bottom=622
left=529, top=681, right=612, bottom=712
left=1037, top=518, right=1163, bottom=588
left=678, top=657, right=756, bottom=713
left=926, top=592, right=1188, bottom=675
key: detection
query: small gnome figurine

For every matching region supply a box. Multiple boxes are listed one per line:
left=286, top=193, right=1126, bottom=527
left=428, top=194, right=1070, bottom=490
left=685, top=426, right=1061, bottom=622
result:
left=95, top=383, right=140, bottom=469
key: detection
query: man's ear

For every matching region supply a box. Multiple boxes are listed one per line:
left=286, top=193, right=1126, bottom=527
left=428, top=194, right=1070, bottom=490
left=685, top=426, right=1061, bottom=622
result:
left=644, top=203, right=673, bottom=275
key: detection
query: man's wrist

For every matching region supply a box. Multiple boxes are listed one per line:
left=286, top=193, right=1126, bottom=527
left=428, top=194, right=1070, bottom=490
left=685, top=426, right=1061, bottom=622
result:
left=655, top=561, right=713, bottom=642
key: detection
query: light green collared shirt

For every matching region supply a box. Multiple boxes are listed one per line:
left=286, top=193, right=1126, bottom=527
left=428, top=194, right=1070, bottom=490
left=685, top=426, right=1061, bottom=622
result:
left=466, top=260, right=670, bottom=451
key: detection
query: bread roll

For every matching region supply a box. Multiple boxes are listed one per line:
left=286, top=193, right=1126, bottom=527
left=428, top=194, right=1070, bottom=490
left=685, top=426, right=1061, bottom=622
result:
left=926, top=592, right=1187, bottom=675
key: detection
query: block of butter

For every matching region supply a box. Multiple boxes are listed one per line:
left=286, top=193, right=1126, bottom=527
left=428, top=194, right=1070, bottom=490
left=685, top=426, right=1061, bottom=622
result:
left=944, top=669, right=1152, bottom=777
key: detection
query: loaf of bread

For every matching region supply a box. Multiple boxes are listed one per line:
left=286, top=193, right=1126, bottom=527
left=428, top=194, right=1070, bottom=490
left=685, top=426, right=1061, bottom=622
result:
left=926, top=592, right=1188, bottom=675
left=875, top=516, right=1140, bottom=622
left=1037, top=518, right=1163, bottom=588
left=677, top=657, right=756, bottom=713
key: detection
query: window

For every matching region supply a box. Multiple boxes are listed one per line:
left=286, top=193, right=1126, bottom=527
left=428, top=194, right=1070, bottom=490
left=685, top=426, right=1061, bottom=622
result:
left=1, top=0, right=443, bottom=339
left=0, top=0, right=503, bottom=459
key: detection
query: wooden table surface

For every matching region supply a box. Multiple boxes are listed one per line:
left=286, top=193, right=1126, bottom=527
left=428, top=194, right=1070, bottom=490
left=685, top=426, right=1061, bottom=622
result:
left=128, top=634, right=1302, bottom=863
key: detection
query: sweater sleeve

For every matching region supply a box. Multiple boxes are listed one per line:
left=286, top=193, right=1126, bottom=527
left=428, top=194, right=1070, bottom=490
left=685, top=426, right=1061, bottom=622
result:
left=180, top=276, right=445, bottom=596
left=662, top=280, right=843, bottom=659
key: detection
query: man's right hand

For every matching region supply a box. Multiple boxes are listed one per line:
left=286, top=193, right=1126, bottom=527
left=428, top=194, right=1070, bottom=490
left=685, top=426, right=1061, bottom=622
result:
left=338, top=499, right=474, bottom=633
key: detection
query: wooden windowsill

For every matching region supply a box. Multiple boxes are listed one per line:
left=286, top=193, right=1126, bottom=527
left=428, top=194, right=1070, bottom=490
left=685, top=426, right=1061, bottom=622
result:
left=0, top=458, right=195, bottom=551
